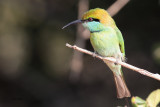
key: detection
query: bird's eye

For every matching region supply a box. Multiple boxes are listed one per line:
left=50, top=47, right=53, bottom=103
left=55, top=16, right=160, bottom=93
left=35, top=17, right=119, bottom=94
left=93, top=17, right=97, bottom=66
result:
left=88, top=17, right=93, bottom=21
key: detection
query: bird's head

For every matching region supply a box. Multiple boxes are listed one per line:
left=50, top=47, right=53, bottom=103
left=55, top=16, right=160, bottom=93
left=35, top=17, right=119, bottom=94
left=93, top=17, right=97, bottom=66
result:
left=63, top=8, right=115, bottom=32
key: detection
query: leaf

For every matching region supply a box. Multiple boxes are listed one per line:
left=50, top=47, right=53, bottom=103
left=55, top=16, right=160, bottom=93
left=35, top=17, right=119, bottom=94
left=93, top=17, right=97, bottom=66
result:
left=131, top=96, right=146, bottom=107
left=146, top=89, right=160, bottom=107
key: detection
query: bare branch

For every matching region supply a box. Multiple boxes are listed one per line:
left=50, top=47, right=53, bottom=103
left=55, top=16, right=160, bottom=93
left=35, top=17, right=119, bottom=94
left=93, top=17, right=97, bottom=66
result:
left=107, top=0, right=130, bottom=17
left=66, top=43, right=160, bottom=81
left=69, top=0, right=89, bottom=82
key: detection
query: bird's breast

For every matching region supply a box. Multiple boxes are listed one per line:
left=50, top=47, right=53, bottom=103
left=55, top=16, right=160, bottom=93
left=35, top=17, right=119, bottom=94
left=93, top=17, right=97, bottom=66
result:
left=90, top=30, right=120, bottom=57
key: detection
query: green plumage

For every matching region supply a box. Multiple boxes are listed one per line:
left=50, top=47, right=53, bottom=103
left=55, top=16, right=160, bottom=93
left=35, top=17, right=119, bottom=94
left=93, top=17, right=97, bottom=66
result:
left=90, top=26, right=122, bottom=75
left=63, top=8, right=130, bottom=99
left=82, top=8, right=130, bottom=98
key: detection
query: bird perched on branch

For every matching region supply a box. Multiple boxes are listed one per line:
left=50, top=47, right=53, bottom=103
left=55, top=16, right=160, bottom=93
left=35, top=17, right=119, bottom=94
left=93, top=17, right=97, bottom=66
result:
left=63, top=8, right=131, bottom=99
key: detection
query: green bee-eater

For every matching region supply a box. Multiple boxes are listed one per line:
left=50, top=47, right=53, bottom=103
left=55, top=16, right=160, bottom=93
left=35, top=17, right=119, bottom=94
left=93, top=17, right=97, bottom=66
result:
left=63, top=8, right=131, bottom=99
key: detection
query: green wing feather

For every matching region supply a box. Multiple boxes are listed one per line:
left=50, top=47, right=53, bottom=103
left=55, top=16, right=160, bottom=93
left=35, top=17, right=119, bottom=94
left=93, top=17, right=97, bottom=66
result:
left=115, top=27, right=125, bottom=60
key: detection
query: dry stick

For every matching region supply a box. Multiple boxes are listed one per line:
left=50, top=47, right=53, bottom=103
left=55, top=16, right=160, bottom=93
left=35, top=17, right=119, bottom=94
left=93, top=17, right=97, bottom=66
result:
left=107, top=0, right=130, bottom=17
left=66, top=43, right=160, bottom=81
left=69, top=0, right=89, bottom=79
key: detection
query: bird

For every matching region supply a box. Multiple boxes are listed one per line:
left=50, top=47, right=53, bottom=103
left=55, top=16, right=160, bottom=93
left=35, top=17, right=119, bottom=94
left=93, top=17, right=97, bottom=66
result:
left=62, top=8, right=131, bottom=99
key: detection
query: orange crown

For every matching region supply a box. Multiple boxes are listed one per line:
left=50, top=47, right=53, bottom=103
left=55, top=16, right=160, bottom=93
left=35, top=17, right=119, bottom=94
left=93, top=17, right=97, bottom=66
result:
left=82, top=8, right=116, bottom=27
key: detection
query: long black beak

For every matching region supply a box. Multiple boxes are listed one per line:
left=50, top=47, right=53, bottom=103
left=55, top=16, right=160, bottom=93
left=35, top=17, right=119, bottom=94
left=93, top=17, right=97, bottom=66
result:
left=62, top=19, right=82, bottom=29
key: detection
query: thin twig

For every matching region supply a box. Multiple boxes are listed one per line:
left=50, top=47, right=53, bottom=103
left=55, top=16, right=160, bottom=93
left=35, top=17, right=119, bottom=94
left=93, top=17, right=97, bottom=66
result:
left=69, top=0, right=89, bottom=82
left=107, top=0, right=130, bottom=17
left=66, top=43, right=160, bottom=81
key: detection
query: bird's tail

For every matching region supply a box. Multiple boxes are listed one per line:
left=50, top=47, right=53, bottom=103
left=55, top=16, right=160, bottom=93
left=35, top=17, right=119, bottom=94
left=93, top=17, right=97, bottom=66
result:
left=113, top=73, right=131, bottom=98
left=104, top=60, right=131, bottom=98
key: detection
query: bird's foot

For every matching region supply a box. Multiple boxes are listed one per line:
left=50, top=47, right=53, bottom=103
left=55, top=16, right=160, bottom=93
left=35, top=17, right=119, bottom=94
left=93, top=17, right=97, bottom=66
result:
left=92, top=51, right=97, bottom=58
left=114, top=53, right=123, bottom=65
left=114, top=59, right=120, bottom=65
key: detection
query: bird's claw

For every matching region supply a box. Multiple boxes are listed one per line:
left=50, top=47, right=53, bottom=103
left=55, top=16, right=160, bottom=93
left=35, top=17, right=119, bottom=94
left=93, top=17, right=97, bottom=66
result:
left=114, top=59, right=119, bottom=65
left=92, top=51, right=96, bottom=57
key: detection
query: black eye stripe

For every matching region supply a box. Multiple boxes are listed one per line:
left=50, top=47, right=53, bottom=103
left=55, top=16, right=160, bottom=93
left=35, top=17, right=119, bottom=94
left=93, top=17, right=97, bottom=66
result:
left=87, top=18, right=99, bottom=22
left=93, top=18, right=99, bottom=22
left=81, top=18, right=100, bottom=22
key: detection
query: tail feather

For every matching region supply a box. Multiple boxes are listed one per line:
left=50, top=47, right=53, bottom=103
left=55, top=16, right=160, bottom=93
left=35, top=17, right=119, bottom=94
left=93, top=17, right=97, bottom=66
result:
left=113, top=73, right=131, bottom=98
left=104, top=60, right=131, bottom=98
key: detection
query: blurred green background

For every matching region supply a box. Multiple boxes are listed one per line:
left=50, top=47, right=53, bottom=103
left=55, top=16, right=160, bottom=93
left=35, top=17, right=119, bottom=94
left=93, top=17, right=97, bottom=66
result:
left=0, top=0, right=160, bottom=107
